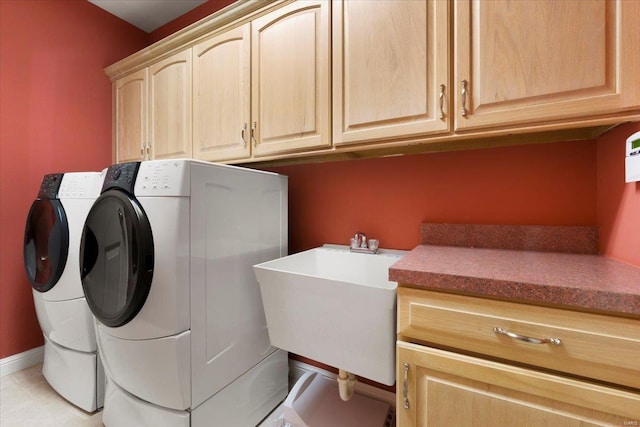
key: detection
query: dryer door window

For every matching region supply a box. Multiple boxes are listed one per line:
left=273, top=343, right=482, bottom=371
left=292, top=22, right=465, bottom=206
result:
left=23, top=199, right=69, bottom=292
left=80, top=190, right=154, bottom=327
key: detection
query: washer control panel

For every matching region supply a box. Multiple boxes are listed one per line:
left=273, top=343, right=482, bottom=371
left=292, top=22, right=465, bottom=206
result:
left=101, top=162, right=140, bottom=194
left=135, top=160, right=190, bottom=197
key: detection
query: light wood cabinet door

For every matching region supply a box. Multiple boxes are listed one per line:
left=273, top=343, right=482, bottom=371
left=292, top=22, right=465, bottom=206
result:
left=193, top=24, right=251, bottom=162
left=332, top=0, right=449, bottom=146
left=251, top=0, right=331, bottom=157
left=454, top=0, right=640, bottom=131
left=115, top=69, right=146, bottom=163
left=397, top=343, right=640, bottom=427
left=148, top=50, right=192, bottom=160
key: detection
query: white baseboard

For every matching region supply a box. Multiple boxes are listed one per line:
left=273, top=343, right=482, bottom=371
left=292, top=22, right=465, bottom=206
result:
left=1, top=346, right=44, bottom=377
left=288, top=359, right=396, bottom=408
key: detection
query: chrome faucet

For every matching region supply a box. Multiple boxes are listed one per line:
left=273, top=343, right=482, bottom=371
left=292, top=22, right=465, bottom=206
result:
left=350, top=231, right=379, bottom=254
left=354, top=232, right=367, bottom=249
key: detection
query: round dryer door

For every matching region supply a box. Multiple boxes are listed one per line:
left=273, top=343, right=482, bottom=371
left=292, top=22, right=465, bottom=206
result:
left=80, top=189, right=154, bottom=327
left=24, top=199, right=69, bottom=292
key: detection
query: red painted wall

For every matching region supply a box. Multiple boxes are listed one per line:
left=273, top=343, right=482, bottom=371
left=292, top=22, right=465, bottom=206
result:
left=597, top=122, right=640, bottom=266
left=0, top=0, right=148, bottom=359
left=268, top=140, right=598, bottom=254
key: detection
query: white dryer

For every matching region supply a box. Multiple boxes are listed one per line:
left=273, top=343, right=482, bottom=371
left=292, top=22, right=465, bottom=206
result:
left=80, top=159, right=288, bottom=427
left=23, top=172, right=105, bottom=412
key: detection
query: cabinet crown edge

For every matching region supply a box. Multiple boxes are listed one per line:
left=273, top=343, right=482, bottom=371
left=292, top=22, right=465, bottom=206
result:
left=104, top=0, right=286, bottom=81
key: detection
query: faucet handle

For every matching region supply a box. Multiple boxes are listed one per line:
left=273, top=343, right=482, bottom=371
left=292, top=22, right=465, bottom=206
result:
left=352, top=232, right=366, bottom=249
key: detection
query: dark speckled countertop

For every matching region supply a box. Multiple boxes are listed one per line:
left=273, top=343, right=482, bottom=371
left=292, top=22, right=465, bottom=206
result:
left=389, top=224, right=640, bottom=318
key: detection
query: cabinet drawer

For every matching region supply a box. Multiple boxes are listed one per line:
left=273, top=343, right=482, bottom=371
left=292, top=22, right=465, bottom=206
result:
left=398, top=288, right=640, bottom=390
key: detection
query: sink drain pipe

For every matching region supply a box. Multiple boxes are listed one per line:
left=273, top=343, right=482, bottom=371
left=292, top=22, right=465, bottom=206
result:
left=337, top=369, right=357, bottom=401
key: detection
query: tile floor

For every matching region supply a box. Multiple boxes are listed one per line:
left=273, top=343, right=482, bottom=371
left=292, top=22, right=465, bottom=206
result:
left=0, top=364, right=103, bottom=427
left=0, top=364, right=283, bottom=427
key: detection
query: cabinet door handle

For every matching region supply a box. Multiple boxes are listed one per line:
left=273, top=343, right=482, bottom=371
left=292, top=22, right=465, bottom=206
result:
left=241, top=123, right=247, bottom=148
left=493, top=327, right=562, bottom=346
left=251, top=121, right=257, bottom=147
left=461, top=80, right=469, bottom=117
left=140, top=146, right=144, bottom=158
left=145, top=144, right=151, bottom=160
left=439, top=84, right=446, bottom=120
left=402, top=362, right=410, bottom=409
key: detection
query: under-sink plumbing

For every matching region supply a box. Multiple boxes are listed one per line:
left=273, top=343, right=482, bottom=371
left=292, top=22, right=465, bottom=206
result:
left=337, top=369, right=357, bottom=401
left=350, top=232, right=379, bottom=254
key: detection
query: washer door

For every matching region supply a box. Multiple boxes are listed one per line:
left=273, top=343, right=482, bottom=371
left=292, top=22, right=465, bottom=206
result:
left=24, top=199, right=69, bottom=292
left=80, top=190, right=154, bottom=327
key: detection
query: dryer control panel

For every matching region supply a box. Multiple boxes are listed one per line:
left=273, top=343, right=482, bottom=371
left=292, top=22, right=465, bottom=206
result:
left=58, top=172, right=102, bottom=199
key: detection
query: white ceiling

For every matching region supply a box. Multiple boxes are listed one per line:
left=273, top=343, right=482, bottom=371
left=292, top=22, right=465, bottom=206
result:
left=89, top=0, right=208, bottom=33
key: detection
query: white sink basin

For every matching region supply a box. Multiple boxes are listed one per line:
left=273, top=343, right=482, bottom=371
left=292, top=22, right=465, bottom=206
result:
left=253, top=244, right=406, bottom=386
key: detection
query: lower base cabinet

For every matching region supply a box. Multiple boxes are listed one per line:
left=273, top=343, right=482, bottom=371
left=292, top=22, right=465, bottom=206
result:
left=397, top=342, right=640, bottom=426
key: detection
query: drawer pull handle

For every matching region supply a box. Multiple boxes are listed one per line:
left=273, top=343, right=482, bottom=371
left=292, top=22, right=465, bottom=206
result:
left=241, top=123, right=247, bottom=148
left=461, top=80, right=469, bottom=117
left=402, top=362, right=410, bottom=409
left=439, top=84, right=446, bottom=120
left=493, top=327, right=562, bottom=346
left=251, top=121, right=257, bottom=147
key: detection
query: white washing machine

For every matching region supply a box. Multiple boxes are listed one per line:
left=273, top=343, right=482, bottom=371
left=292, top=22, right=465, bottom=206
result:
left=80, top=159, right=288, bottom=427
left=23, top=171, right=105, bottom=412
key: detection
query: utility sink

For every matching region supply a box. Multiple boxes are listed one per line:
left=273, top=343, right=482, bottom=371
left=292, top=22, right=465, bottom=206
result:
left=253, top=244, right=406, bottom=386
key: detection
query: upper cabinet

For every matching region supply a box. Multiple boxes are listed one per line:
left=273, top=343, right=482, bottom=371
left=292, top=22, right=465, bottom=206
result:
left=192, top=1, right=330, bottom=162
left=114, top=50, right=192, bottom=163
left=107, top=0, right=640, bottom=165
left=148, top=50, right=192, bottom=160
left=332, top=0, right=449, bottom=146
left=115, top=69, right=147, bottom=163
left=453, top=0, right=640, bottom=131
left=250, top=0, right=331, bottom=157
left=193, top=24, right=251, bottom=162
